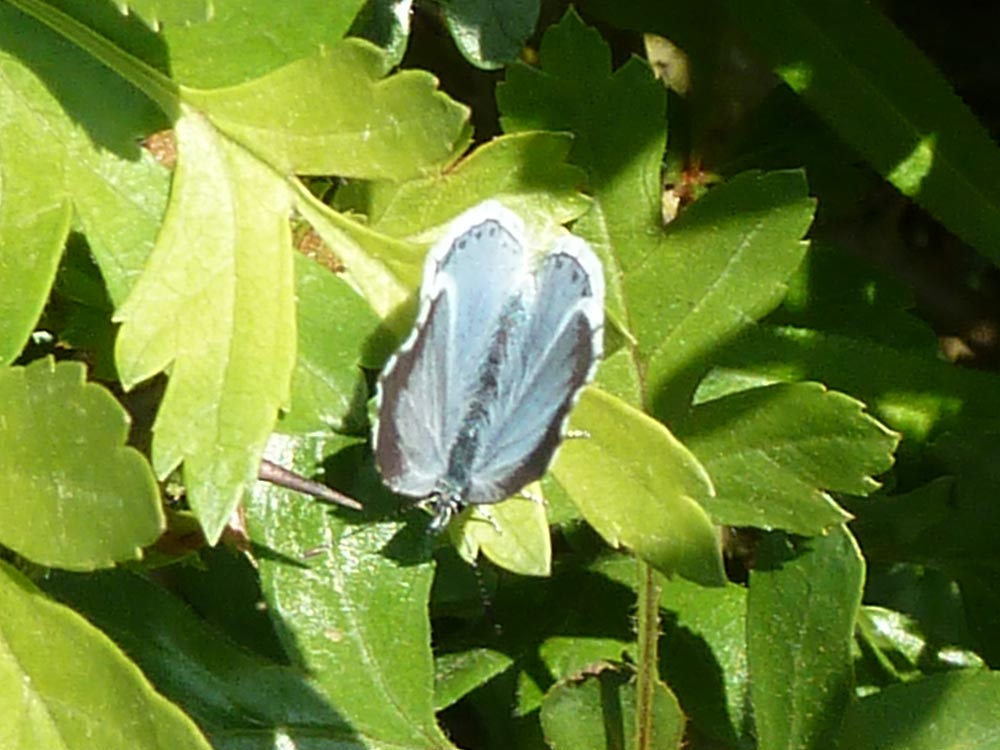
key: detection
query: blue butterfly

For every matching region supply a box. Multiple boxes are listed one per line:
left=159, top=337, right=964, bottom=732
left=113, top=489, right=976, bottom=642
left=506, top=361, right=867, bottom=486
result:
left=374, top=201, right=605, bottom=531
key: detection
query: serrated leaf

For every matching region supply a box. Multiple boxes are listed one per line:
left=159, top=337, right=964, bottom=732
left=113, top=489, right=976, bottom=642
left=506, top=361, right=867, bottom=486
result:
left=748, top=526, right=864, bottom=750
left=722, top=0, right=1000, bottom=267
left=279, top=253, right=381, bottom=436
left=681, top=382, right=899, bottom=534
left=115, top=110, right=297, bottom=544
left=623, top=170, right=814, bottom=418
left=0, top=5, right=170, bottom=360
left=498, top=10, right=815, bottom=418
left=299, top=131, right=588, bottom=325
left=700, top=323, right=1000, bottom=446
left=244, top=434, right=455, bottom=750
left=0, top=359, right=163, bottom=570
left=442, top=0, right=540, bottom=70
left=0, top=561, right=211, bottom=750
left=840, top=671, right=1000, bottom=750
left=552, top=388, right=725, bottom=586
left=186, top=39, right=469, bottom=180
left=540, top=663, right=684, bottom=750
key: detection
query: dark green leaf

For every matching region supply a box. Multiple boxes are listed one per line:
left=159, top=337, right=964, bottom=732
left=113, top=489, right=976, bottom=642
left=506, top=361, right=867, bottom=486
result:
left=540, top=663, right=684, bottom=750
left=0, top=561, right=211, bottom=749
left=722, top=0, right=1000, bottom=266
left=442, top=0, right=540, bottom=70
left=748, top=526, right=863, bottom=750
left=839, top=671, right=1000, bottom=750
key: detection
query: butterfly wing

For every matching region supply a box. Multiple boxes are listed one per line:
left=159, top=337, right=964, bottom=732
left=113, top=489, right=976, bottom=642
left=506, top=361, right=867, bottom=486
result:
left=374, top=201, right=531, bottom=499
left=466, top=234, right=605, bottom=504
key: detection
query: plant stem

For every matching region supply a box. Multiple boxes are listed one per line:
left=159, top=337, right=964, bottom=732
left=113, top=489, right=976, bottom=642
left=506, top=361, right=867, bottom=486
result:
left=634, top=558, right=661, bottom=749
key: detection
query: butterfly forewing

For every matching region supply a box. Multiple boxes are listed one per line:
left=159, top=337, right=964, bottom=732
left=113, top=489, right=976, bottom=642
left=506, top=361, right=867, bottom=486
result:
left=375, top=291, right=453, bottom=497
left=375, top=202, right=533, bottom=500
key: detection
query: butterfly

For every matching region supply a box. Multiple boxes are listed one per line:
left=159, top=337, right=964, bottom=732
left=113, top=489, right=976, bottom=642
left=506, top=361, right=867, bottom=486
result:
left=373, top=201, right=605, bottom=531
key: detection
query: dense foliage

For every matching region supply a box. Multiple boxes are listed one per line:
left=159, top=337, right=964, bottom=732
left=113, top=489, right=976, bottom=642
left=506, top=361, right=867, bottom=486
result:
left=1, top=1, right=999, bottom=748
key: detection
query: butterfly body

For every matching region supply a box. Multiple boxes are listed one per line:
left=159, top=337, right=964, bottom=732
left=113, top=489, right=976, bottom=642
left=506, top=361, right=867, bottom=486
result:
left=374, top=201, right=604, bottom=530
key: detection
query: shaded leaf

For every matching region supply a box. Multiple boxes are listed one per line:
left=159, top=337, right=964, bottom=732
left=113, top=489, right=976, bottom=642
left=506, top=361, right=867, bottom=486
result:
left=350, top=0, right=413, bottom=67
left=41, top=566, right=361, bottom=746
left=278, top=253, right=380, bottom=436
left=682, top=382, right=899, bottom=534
left=540, top=662, right=684, bottom=750
left=0, top=3, right=169, bottom=358
left=0, top=561, right=210, bottom=750
left=443, top=0, right=540, bottom=70
left=435, top=648, right=514, bottom=712
left=722, top=0, right=1000, bottom=266
left=659, top=577, right=750, bottom=747
left=748, top=526, right=864, bottom=750
left=839, top=671, right=1000, bottom=750
left=0, top=359, right=162, bottom=570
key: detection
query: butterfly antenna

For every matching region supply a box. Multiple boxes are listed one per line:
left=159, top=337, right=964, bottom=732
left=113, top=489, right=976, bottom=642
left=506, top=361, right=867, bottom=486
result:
left=472, top=561, right=503, bottom=637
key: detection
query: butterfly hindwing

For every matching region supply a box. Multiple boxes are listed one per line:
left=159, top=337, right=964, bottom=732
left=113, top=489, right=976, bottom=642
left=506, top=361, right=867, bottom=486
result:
left=467, top=236, right=605, bottom=503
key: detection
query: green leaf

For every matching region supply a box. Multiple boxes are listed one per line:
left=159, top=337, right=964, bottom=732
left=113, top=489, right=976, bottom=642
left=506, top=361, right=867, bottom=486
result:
left=42, top=565, right=362, bottom=746
left=681, top=382, right=900, bottom=534
left=498, top=7, right=665, bottom=233
left=0, top=561, right=211, bottom=750
left=115, top=110, right=297, bottom=544
left=450, top=494, right=552, bottom=577
left=552, top=388, right=725, bottom=586
left=856, top=606, right=985, bottom=688
left=839, top=671, right=1000, bottom=750
left=301, top=131, right=587, bottom=324
left=279, top=253, right=381, bottom=436
left=748, top=526, right=864, bottom=750
left=435, top=648, right=515, bottom=712
left=0, top=359, right=163, bottom=570
left=659, top=577, right=750, bottom=747
left=111, top=0, right=211, bottom=29
left=721, top=0, right=1000, bottom=267
left=185, top=39, right=469, bottom=180
left=363, top=132, right=587, bottom=240
left=700, top=323, right=1000, bottom=447
left=498, top=10, right=815, bottom=418
left=244, top=434, right=455, bottom=750
left=622, top=170, right=814, bottom=418
left=350, top=0, right=413, bottom=67
left=442, top=0, right=540, bottom=70
left=540, top=663, right=684, bottom=750
left=0, top=4, right=170, bottom=359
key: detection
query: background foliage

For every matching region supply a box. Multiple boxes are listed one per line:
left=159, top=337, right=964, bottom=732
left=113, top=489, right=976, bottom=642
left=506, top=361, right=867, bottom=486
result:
left=1, top=1, right=999, bottom=748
